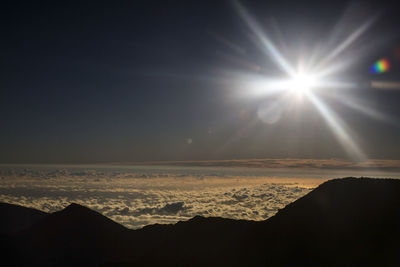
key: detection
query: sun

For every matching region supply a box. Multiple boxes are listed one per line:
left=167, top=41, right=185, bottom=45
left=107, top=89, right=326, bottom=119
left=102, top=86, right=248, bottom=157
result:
left=288, top=73, right=316, bottom=93
left=232, top=0, right=384, bottom=161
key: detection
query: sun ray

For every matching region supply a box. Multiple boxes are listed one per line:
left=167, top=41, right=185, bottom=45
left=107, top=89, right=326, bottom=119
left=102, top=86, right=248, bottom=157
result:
left=313, top=15, right=377, bottom=72
left=304, top=90, right=366, bottom=160
left=232, top=0, right=296, bottom=77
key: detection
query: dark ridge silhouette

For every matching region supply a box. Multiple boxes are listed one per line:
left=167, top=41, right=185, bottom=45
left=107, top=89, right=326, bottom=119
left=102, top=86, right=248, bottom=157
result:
left=257, top=177, right=400, bottom=266
left=0, top=202, right=48, bottom=235
left=2, top=177, right=400, bottom=266
left=0, top=203, right=48, bottom=267
left=17, top=203, right=130, bottom=266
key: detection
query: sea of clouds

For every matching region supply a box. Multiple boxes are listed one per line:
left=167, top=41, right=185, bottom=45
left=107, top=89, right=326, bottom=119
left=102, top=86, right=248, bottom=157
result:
left=0, top=165, right=326, bottom=229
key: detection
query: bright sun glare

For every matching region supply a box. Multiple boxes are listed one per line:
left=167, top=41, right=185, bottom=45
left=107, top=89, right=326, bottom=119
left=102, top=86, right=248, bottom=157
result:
left=233, top=0, right=395, bottom=161
left=289, top=74, right=316, bottom=92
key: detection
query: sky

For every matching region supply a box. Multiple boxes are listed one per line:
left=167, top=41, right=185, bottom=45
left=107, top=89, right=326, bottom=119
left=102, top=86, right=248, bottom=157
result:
left=1, top=0, right=400, bottom=163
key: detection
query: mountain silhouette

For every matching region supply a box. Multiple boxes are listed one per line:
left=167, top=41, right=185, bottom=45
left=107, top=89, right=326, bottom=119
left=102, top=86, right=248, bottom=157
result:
left=16, top=203, right=130, bottom=266
left=2, top=177, right=400, bottom=266
left=257, top=177, right=400, bottom=266
left=0, top=202, right=47, bottom=235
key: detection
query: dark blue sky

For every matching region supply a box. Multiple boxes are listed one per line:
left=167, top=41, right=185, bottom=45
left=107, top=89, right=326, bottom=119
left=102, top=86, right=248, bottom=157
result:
left=1, top=0, right=400, bottom=163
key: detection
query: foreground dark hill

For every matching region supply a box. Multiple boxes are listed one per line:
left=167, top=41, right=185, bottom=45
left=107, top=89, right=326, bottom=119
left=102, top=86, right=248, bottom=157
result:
left=2, top=177, right=400, bottom=266
left=0, top=202, right=47, bottom=234
left=19, top=203, right=130, bottom=265
left=259, top=178, right=400, bottom=266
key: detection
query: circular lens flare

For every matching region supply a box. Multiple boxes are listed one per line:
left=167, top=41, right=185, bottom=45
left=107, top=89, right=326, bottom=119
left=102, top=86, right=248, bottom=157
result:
left=370, top=58, right=390, bottom=74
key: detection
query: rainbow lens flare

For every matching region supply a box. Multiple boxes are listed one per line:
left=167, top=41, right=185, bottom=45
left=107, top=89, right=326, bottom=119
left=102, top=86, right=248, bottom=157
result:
left=370, top=58, right=390, bottom=74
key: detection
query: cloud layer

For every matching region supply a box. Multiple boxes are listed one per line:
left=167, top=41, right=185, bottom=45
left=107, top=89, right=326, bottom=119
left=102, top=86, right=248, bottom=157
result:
left=0, top=165, right=326, bottom=229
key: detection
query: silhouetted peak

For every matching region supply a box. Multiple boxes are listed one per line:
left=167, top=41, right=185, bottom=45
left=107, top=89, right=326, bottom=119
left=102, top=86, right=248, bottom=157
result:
left=63, top=202, right=92, bottom=212
left=57, top=202, right=107, bottom=219
left=316, top=176, right=398, bottom=188
left=308, top=177, right=400, bottom=201
left=272, top=177, right=400, bottom=227
left=26, top=202, right=128, bottom=236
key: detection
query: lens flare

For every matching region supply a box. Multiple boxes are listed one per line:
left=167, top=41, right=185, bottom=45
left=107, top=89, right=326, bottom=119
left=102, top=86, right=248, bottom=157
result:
left=370, top=58, right=390, bottom=74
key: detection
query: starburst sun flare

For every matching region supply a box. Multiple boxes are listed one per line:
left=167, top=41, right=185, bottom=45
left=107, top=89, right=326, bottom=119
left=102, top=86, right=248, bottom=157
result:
left=229, top=0, right=399, bottom=161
